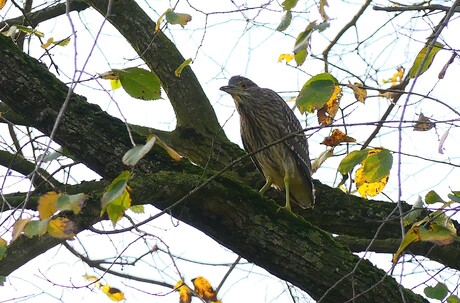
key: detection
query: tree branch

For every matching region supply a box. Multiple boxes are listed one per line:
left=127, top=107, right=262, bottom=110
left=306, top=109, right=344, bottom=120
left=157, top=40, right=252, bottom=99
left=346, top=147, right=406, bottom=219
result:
left=0, top=0, right=89, bottom=29
left=336, top=235, right=460, bottom=271
left=84, top=0, right=224, bottom=136
left=0, top=173, right=428, bottom=302
left=373, top=4, right=460, bottom=13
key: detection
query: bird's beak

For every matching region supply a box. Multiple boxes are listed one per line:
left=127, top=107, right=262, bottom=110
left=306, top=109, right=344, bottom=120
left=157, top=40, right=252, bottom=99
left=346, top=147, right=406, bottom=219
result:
left=219, top=85, right=237, bottom=94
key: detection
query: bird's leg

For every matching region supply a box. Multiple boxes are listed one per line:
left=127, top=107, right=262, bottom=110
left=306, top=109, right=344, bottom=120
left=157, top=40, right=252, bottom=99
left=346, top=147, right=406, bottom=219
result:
left=283, top=172, right=292, bottom=212
left=259, top=176, right=272, bottom=194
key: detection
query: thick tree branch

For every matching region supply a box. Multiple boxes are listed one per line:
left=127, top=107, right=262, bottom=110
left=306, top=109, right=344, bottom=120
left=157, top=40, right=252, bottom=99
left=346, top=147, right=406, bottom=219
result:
left=373, top=4, right=460, bottom=13
left=0, top=174, right=428, bottom=302
left=0, top=0, right=89, bottom=29
left=336, top=235, right=460, bottom=270
left=0, top=149, right=61, bottom=189
left=82, top=0, right=243, bottom=170
left=0, top=33, right=185, bottom=179
left=84, top=0, right=223, bottom=136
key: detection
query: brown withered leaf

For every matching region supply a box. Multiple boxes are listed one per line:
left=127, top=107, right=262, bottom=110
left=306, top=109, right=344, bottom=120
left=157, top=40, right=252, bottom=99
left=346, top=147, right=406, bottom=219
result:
left=347, top=81, right=367, bottom=103
left=321, top=129, right=356, bottom=147
left=317, top=85, right=342, bottom=125
left=413, top=112, right=434, bottom=131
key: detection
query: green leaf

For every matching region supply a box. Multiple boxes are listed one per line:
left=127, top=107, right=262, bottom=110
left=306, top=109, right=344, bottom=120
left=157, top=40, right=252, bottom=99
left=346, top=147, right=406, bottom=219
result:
left=56, top=193, right=86, bottom=214
left=0, top=276, right=5, bottom=286
left=294, top=49, right=307, bottom=66
left=276, top=10, right=292, bottom=32
left=116, top=67, right=161, bottom=100
left=24, top=219, right=49, bottom=238
left=424, top=282, right=448, bottom=300
left=101, top=171, right=132, bottom=209
left=409, top=42, right=444, bottom=78
left=420, top=222, right=456, bottom=245
left=14, top=24, right=44, bottom=37
left=175, top=58, right=192, bottom=77
left=338, top=149, right=370, bottom=175
left=293, top=25, right=314, bottom=55
left=282, top=0, right=298, bottom=10
left=448, top=191, right=460, bottom=203
left=165, top=10, right=192, bottom=27
left=0, top=238, right=7, bottom=261
left=296, top=73, right=339, bottom=113
left=425, top=190, right=445, bottom=204
left=106, top=189, right=132, bottom=226
left=122, top=135, right=157, bottom=166
left=54, top=37, right=70, bottom=47
left=129, top=205, right=145, bottom=214
left=447, top=295, right=460, bottom=303
left=361, top=148, right=393, bottom=183
left=403, top=196, right=425, bottom=226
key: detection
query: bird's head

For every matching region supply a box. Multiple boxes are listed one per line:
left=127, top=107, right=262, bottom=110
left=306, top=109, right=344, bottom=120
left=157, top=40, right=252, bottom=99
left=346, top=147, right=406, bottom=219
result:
left=220, top=76, right=258, bottom=102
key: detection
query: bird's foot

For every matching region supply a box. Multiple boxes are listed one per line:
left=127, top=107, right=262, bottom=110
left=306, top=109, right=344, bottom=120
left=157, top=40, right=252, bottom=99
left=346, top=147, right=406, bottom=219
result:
left=276, top=205, right=297, bottom=217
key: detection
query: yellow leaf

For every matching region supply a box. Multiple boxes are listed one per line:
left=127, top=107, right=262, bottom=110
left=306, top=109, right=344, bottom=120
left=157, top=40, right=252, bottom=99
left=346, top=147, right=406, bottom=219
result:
left=346, top=81, right=367, bottom=103
left=175, top=58, right=192, bottom=77
left=317, top=85, right=342, bottom=125
left=102, top=284, right=125, bottom=302
left=356, top=165, right=388, bottom=198
left=0, top=0, right=6, bottom=10
left=192, top=276, right=217, bottom=301
left=321, top=129, right=356, bottom=147
left=41, top=37, right=54, bottom=49
left=47, top=216, right=77, bottom=239
left=382, top=67, right=404, bottom=86
left=38, top=191, right=59, bottom=219
left=155, top=136, right=182, bottom=161
left=278, top=53, right=294, bottom=63
left=354, top=148, right=392, bottom=198
left=110, top=79, right=122, bottom=90
left=174, top=280, right=193, bottom=303
left=12, top=218, right=31, bottom=241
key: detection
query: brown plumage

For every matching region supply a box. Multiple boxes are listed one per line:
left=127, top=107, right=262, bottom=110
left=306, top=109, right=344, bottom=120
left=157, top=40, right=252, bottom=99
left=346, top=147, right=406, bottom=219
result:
left=220, top=76, right=315, bottom=210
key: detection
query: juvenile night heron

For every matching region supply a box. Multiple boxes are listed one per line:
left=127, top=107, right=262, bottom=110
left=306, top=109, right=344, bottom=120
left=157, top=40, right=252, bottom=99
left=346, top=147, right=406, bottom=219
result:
left=220, top=76, right=315, bottom=210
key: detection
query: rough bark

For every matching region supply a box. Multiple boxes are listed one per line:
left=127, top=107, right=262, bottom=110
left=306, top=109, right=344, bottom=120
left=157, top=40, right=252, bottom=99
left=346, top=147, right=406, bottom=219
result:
left=0, top=173, right=428, bottom=303
left=0, top=2, right=450, bottom=302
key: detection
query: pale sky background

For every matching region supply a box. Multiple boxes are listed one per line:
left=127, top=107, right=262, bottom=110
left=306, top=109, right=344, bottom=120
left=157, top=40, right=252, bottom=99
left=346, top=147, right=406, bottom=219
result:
left=1, top=0, right=460, bottom=302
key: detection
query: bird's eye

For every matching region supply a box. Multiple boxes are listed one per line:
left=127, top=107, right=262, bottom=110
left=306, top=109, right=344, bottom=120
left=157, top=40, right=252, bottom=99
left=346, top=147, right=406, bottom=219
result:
left=240, top=82, right=247, bottom=89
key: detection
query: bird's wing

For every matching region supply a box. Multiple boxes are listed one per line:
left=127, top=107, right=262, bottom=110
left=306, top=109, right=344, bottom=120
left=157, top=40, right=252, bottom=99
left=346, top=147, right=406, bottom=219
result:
left=276, top=94, right=313, bottom=183
left=241, top=131, right=265, bottom=177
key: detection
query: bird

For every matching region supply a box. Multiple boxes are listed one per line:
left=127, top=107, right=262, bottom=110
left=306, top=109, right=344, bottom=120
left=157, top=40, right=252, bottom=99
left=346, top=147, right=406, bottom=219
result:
left=220, top=75, right=315, bottom=211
